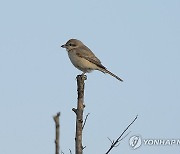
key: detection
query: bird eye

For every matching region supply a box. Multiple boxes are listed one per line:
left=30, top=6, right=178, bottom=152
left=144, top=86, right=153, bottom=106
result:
left=69, top=43, right=75, bottom=47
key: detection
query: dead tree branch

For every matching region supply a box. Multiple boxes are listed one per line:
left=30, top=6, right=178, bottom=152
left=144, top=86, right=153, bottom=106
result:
left=82, top=113, right=90, bottom=130
left=105, top=115, right=138, bottom=154
left=69, top=149, right=72, bottom=154
left=73, top=74, right=87, bottom=154
left=53, top=112, right=61, bottom=154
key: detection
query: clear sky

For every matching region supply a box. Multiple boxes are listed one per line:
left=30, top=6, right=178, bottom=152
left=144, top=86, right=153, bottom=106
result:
left=0, top=0, right=180, bottom=154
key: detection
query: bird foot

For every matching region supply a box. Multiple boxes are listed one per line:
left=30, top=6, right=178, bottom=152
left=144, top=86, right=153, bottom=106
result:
left=76, top=74, right=87, bottom=80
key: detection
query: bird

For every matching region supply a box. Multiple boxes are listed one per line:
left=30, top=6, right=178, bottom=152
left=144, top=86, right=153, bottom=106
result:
left=61, top=39, right=123, bottom=82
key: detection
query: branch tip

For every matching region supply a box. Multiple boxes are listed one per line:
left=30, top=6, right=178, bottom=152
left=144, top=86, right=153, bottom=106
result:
left=105, top=115, right=138, bottom=154
left=72, top=108, right=77, bottom=114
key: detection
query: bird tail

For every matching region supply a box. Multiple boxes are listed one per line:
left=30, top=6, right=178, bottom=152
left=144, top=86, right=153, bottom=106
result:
left=103, top=69, right=123, bottom=82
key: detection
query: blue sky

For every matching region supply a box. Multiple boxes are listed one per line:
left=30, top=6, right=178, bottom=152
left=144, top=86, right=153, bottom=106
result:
left=0, top=0, right=180, bottom=154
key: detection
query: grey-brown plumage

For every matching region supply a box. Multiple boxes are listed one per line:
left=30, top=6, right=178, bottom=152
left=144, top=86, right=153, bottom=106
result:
left=61, top=39, right=123, bottom=82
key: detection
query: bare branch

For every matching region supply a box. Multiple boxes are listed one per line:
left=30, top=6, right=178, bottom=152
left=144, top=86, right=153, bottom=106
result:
left=72, top=108, right=77, bottom=114
left=82, top=113, right=90, bottom=130
left=107, top=137, right=113, bottom=144
left=119, top=131, right=131, bottom=142
left=82, top=146, right=86, bottom=150
left=114, top=142, right=120, bottom=147
left=53, top=112, right=61, bottom=154
left=105, top=115, right=138, bottom=154
left=69, top=149, right=72, bottom=154
left=74, top=74, right=87, bottom=154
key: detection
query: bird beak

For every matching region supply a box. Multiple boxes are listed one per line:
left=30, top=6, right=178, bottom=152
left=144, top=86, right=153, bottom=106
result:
left=61, top=44, right=66, bottom=48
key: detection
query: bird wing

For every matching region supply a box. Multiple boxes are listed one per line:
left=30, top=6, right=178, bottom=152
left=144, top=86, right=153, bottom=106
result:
left=76, top=46, right=106, bottom=70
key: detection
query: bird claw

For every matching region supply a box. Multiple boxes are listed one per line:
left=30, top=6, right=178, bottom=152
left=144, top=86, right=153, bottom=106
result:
left=76, top=74, right=87, bottom=80
left=82, top=74, right=87, bottom=80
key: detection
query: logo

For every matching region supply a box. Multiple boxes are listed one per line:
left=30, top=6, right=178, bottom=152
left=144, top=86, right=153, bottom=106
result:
left=129, top=135, right=142, bottom=149
left=129, top=135, right=180, bottom=150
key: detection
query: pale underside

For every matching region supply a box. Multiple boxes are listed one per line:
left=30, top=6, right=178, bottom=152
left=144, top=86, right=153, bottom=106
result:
left=68, top=50, right=104, bottom=73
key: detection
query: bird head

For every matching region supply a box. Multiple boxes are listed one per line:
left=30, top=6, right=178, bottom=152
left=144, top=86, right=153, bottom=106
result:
left=61, top=39, right=83, bottom=51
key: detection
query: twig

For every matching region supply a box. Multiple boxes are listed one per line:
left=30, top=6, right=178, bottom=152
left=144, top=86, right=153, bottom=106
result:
left=53, top=112, right=61, bottom=154
left=82, top=146, right=86, bottom=150
left=105, top=115, right=138, bottom=154
left=72, top=108, right=77, bottom=114
left=69, top=149, right=72, bottom=154
left=82, top=113, right=90, bottom=130
left=118, top=131, right=131, bottom=142
left=107, top=137, right=113, bottom=144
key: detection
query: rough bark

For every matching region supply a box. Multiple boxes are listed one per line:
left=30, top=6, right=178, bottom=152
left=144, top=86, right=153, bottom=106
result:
left=53, top=112, right=60, bottom=154
left=73, top=75, right=86, bottom=154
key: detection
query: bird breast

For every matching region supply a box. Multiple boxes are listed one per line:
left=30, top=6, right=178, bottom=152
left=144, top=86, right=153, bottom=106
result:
left=68, top=50, right=98, bottom=73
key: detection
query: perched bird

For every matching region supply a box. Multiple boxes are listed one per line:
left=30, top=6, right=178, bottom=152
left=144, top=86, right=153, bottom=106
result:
left=61, top=39, right=123, bottom=82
